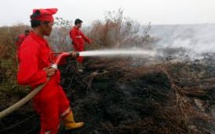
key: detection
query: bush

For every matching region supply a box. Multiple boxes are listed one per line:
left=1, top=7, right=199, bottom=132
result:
left=0, top=24, right=30, bottom=107
left=87, top=9, right=155, bottom=49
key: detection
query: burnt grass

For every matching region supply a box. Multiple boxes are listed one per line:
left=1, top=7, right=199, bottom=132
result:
left=0, top=57, right=215, bottom=134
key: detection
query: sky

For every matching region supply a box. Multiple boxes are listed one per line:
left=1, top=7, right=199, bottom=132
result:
left=0, top=0, right=215, bottom=26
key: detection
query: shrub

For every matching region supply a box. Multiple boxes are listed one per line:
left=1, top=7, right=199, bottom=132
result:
left=87, top=9, right=155, bottom=49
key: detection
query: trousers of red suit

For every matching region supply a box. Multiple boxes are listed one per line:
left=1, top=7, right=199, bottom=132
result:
left=73, top=45, right=84, bottom=63
left=33, top=71, right=70, bottom=134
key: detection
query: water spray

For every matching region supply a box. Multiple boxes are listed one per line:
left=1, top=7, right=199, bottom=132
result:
left=78, top=50, right=156, bottom=57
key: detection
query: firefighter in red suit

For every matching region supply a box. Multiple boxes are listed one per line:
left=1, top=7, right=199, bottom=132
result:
left=69, top=19, right=92, bottom=72
left=17, top=8, right=84, bottom=134
left=16, top=30, right=30, bottom=47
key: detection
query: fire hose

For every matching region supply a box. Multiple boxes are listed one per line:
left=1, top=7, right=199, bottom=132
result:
left=0, top=51, right=79, bottom=119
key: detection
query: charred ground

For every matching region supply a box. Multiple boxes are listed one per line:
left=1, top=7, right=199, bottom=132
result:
left=1, top=56, right=214, bottom=134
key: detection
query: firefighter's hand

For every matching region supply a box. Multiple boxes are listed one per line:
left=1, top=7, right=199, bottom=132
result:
left=44, top=67, right=57, bottom=77
left=71, top=52, right=78, bottom=57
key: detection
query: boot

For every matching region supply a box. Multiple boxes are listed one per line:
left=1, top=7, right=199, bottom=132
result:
left=62, top=111, right=84, bottom=130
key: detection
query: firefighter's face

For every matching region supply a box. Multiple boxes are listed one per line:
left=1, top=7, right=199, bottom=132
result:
left=41, top=21, right=54, bottom=36
left=77, top=23, right=82, bottom=28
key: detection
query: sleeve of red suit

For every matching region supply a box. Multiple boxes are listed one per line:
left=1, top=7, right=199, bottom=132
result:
left=80, top=31, right=91, bottom=44
left=17, top=44, right=47, bottom=87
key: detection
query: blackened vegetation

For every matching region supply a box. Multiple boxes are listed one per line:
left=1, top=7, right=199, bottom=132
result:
left=58, top=57, right=215, bottom=134
left=0, top=57, right=215, bottom=134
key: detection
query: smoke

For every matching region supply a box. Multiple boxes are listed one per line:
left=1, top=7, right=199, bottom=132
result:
left=49, top=21, right=215, bottom=63
left=150, top=24, right=215, bottom=60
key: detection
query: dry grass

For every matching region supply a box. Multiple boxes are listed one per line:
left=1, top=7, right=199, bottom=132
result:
left=0, top=24, right=29, bottom=58
left=86, top=9, right=156, bottom=50
left=0, top=24, right=30, bottom=103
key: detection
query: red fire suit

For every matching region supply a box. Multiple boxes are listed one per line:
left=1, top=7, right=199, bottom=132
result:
left=17, top=32, right=70, bottom=134
left=69, top=26, right=91, bottom=63
left=16, top=34, right=28, bottom=47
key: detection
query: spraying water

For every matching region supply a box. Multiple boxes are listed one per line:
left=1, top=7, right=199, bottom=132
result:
left=79, top=50, right=157, bottom=57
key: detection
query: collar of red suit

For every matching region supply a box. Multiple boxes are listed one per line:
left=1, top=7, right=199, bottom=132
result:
left=30, top=31, right=48, bottom=45
left=30, top=8, right=58, bottom=22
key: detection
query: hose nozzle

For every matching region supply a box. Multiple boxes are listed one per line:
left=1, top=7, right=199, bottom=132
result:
left=68, top=51, right=79, bottom=57
left=76, top=52, right=80, bottom=57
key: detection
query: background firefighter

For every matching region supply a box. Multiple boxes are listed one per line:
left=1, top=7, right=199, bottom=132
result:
left=69, top=18, right=92, bottom=72
left=17, top=8, right=84, bottom=134
left=16, top=29, right=30, bottom=47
